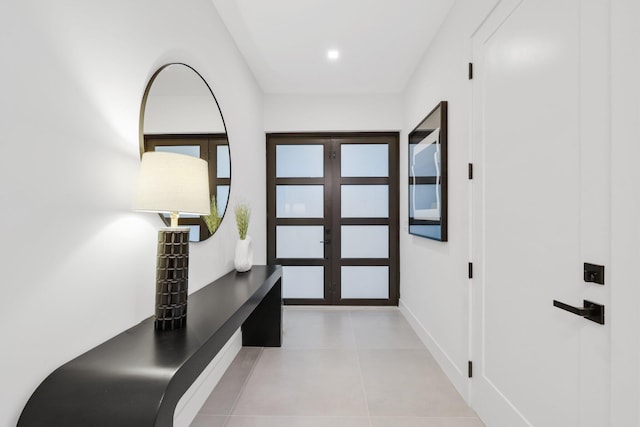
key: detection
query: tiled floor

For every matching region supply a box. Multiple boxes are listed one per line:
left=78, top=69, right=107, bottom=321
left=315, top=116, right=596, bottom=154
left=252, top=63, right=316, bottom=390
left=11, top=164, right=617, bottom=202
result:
left=192, top=308, right=485, bottom=427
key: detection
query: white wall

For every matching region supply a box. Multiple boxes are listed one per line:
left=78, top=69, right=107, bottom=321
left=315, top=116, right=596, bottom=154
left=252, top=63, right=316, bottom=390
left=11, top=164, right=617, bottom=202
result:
left=0, top=1, right=264, bottom=425
left=264, top=94, right=402, bottom=132
left=399, top=0, right=498, bottom=399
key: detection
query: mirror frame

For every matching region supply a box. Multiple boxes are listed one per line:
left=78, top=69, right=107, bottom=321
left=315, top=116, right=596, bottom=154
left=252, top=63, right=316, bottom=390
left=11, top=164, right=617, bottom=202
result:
left=408, top=100, right=448, bottom=242
left=139, top=63, right=231, bottom=241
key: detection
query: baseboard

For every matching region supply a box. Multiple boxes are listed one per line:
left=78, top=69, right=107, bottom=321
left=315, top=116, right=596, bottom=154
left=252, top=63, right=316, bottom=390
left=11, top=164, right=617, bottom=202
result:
left=173, top=328, right=242, bottom=427
left=399, top=299, right=469, bottom=402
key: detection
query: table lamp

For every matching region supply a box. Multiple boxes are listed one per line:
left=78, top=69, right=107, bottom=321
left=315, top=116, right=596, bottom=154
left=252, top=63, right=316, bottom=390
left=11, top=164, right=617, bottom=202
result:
left=135, top=151, right=210, bottom=330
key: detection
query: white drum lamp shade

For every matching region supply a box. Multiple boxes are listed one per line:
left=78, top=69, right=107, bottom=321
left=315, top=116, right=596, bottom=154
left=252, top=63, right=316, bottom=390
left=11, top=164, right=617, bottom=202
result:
left=135, top=151, right=210, bottom=218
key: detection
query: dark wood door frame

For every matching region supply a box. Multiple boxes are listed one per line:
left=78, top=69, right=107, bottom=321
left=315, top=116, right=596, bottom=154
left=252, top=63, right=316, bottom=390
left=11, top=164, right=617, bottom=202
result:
left=267, top=132, right=400, bottom=306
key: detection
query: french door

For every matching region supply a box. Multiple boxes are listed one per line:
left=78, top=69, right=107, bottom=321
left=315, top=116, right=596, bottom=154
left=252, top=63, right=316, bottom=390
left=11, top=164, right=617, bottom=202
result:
left=267, top=133, right=399, bottom=305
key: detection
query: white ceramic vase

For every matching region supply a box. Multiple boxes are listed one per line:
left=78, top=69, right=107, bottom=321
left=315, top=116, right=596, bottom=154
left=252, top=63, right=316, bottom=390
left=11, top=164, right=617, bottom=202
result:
left=234, top=235, right=253, bottom=272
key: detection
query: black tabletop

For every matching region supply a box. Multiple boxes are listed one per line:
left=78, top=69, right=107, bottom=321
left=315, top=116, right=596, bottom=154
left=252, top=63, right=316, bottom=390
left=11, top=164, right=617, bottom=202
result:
left=18, top=265, right=282, bottom=427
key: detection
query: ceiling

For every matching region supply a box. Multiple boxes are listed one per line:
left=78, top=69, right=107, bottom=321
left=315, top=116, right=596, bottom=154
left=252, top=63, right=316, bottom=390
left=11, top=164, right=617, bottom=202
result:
left=211, top=0, right=456, bottom=94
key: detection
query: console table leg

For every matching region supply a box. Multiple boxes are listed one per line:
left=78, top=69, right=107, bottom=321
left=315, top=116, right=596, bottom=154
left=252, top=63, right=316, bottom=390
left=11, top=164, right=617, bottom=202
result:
left=242, top=279, right=282, bottom=347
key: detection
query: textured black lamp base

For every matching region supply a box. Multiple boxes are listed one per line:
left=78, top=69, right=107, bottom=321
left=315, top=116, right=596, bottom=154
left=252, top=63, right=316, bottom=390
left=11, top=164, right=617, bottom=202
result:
left=155, top=228, right=190, bottom=331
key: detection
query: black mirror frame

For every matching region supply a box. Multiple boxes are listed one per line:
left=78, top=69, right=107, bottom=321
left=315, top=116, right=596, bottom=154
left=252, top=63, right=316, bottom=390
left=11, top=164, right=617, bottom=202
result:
left=408, top=101, right=448, bottom=242
left=138, top=63, right=231, bottom=242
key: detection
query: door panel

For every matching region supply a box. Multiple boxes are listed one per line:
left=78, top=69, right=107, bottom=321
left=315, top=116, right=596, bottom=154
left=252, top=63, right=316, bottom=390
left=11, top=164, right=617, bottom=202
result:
left=216, top=145, right=230, bottom=178
left=282, top=266, right=324, bottom=299
left=341, top=226, right=389, bottom=259
left=267, top=133, right=399, bottom=305
left=341, top=144, right=389, bottom=177
left=340, top=185, right=389, bottom=218
left=275, top=145, right=324, bottom=177
left=341, top=266, right=389, bottom=299
left=275, top=226, right=324, bottom=259
left=276, top=185, right=324, bottom=218
left=471, top=0, right=609, bottom=426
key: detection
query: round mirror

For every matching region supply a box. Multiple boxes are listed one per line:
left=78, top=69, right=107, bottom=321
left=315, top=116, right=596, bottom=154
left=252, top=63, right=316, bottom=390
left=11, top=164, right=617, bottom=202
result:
left=140, top=64, right=230, bottom=242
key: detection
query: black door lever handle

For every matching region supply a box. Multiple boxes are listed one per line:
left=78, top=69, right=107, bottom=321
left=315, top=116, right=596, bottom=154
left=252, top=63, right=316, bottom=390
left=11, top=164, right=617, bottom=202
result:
left=553, top=300, right=605, bottom=325
left=553, top=300, right=593, bottom=317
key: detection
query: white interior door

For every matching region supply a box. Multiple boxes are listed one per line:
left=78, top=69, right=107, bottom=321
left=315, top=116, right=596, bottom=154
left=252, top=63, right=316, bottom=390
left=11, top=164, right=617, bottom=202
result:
left=471, top=0, right=610, bottom=426
left=610, top=0, right=640, bottom=424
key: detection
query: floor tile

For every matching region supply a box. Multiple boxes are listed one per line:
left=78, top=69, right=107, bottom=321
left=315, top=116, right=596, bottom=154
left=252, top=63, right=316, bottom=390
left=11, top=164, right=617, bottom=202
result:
left=196, top=308, right=483, bottom=426
left=350, top=309, right=424, bottom=349
left=232, top=349, right=368, bottom=416
left=371, top=417, right=485, bottom=427
left=225, top=415, right=371, bottom=427
left=358, top=349, right=476, bottom=417
left=199, top=347, right=262, bottom=415
left=190, top=414, right=228, bottom=427
left=283, top=309, right=356, bottom=349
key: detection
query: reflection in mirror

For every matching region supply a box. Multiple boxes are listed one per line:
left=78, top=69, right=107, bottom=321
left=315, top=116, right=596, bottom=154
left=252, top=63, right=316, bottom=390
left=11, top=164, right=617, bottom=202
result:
left=140, top=64, right=230, bottom=242
left=408, top=101, right=447, bottom=241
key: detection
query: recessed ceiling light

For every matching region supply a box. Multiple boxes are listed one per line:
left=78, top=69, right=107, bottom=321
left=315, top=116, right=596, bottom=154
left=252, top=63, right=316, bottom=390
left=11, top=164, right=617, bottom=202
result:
left=327, top=49, right=340, bottom=61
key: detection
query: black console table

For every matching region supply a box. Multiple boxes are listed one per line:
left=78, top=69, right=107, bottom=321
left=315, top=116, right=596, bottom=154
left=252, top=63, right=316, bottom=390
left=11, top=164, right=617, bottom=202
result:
left=18, top=265, right=282, bottom=427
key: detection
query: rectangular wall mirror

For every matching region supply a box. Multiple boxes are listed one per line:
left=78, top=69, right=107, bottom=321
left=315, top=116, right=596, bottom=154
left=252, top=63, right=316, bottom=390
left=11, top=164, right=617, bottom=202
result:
left=408, top=101, right=448, bottom=241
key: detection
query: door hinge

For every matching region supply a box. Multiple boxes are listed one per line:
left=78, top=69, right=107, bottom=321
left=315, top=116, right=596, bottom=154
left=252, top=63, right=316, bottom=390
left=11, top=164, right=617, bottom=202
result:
left=468, top=361, right=473, bottom=378
left=468, top=62, right=473, bottom=80
left=468, top=163, right=473, bottom=179
left=468, top=262, right=473, bottom=279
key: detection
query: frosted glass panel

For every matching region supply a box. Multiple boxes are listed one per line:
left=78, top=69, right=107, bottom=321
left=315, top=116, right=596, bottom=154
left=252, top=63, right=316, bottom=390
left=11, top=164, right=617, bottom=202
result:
left=283, top=266, right=324, bottom=299
left=188, top=225, right=200, bottom=242
left=341, top=226, right=388, bottom=258
left=216, top=185, right=230, bottom=217
left=155, top=145, right=200, bottom=158
left=341, top=144, right=388, bottom=177
left=341, top=185, right=388, bottom=218
left=276, top=145, right=324, bottom=177
left=277, top=186, right=323, bottom=218
left=341, top=266, right=389, bottom=299
left=217, top=145, right=230, bottom=178
left=276, top=226, right=324, bottom=259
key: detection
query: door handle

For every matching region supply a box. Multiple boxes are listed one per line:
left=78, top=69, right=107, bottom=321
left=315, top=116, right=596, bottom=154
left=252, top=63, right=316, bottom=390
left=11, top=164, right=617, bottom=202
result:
left=553, top=299, right=605, bottom=325
left=320, top=239, right=331, bottom=244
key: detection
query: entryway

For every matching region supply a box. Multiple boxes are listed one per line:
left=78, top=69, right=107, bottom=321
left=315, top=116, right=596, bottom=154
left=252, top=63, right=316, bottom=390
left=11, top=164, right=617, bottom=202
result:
left=266, top=133, right=399, bottom=305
